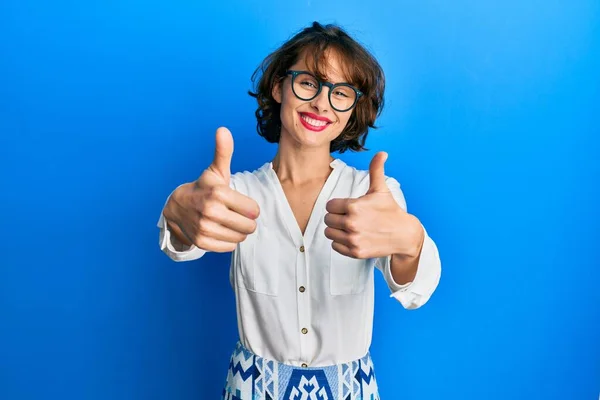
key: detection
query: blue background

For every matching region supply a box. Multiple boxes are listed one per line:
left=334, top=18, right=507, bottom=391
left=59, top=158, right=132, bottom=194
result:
left=1, top=1, right=598, bottom=399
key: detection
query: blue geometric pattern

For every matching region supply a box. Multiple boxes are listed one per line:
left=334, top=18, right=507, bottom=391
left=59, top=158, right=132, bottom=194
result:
left=221, top=341, right=380, bottom=399
left=282, top=369, right=334, bottom=400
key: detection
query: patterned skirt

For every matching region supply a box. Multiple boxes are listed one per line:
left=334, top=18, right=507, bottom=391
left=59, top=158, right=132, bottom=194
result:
left=222, top=341, right=380, bottom=400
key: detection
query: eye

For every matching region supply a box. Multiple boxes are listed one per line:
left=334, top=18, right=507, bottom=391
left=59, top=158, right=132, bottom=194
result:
left=300, top=80, right=318, bottom=89
left=332, top=86, right=355, bottom=99
left=333, top=90, right=350, bottom=98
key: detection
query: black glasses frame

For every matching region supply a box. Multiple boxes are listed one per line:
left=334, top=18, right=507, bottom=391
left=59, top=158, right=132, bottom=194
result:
left=285, top=70, right=363, bottom=112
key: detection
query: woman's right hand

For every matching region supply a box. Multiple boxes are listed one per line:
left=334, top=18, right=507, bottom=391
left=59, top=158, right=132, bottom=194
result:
left=162, top=127, right=260, bottom=252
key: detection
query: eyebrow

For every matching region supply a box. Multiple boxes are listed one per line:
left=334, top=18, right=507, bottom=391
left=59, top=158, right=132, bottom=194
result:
left=303, top=69, right=351, bottom=85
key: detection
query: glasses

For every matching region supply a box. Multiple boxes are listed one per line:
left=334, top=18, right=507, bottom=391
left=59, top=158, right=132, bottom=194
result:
left=285, top=70, right=363, bottom=112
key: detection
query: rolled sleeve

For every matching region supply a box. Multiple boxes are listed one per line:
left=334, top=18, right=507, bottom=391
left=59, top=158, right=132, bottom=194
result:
left=376, top=226, right=441, bottom=309
left=375, top=176, right=442, bottom=309
left=157, top=212, right=206, bottom=262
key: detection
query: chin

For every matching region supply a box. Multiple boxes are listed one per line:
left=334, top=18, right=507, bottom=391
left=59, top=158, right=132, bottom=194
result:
left=293, top=124, right=332, bottom=148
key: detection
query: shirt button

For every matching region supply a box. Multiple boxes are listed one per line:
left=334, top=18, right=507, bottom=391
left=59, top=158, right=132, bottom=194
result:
left=301, top=328, right=308, bottom=335
left=301, top=363, right=308, bottom=368
left=299, top=286, right=305, bottom=293
left=299, top=245, right=305, bottom=252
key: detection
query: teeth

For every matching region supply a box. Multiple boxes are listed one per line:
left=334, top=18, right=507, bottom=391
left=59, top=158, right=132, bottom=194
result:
left=301, top=114, right=328, bottom=127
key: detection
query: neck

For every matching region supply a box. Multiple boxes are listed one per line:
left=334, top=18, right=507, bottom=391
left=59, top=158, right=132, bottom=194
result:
left=272, top=135, right=335, bottom=185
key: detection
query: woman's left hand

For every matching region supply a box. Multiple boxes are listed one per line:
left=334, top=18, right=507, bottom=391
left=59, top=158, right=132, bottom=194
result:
left=324, top=152, right=424, bottom=260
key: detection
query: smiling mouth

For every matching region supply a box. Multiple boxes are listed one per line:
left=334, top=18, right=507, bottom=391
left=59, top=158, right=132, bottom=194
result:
left=299, top=112, right=332, bottom=132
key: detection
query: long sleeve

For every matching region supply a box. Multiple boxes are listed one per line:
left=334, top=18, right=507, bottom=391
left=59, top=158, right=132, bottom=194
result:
left=157, top=187, right=207, bottom=262
left=374, top=177, right=442, bottom=309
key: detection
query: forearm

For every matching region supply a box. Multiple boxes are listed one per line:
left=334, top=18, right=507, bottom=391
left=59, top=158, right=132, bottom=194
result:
left=389, top=219, right=425, bottom=285
left=390, top=251, right=420, bottom=285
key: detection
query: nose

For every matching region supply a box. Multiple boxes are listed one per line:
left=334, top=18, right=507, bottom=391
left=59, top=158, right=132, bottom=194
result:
left=309, top=86, right=330, bottom=113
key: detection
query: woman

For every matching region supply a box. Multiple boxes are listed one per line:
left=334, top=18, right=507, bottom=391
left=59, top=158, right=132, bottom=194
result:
left=158, top=21, right=441, bottom=400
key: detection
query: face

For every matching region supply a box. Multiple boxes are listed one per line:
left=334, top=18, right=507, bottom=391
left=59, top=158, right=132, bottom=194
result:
left=272, top=51, right=355, bottom=152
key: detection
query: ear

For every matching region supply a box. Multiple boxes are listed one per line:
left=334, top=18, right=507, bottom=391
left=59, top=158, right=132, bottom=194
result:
left=272, top=79, right=283, bottom=104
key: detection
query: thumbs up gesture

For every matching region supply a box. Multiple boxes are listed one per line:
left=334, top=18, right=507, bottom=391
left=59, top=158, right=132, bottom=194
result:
left=324, top=152, right=422, bottom=259
left=163, top=127, right=260, bottom=252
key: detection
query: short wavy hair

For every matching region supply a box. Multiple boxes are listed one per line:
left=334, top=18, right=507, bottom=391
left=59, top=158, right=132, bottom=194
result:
left=248, top=22, right=385, bottom=153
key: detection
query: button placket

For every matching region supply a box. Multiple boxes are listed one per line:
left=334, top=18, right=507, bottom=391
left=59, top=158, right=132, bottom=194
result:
left=297, top=241, right=310, bottom=366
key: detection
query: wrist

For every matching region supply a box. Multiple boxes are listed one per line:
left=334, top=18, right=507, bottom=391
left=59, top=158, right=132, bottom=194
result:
left=393, top=214, right=424, bottom=259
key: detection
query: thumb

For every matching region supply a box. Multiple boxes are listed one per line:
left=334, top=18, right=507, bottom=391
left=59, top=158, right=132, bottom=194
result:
left=367, top=151, right=389, bottom=194
left=210, top=127, right=234, bottom=182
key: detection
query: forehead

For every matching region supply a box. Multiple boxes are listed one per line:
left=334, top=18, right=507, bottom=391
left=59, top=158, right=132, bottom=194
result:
left=292, top=47, right=354, bottom=84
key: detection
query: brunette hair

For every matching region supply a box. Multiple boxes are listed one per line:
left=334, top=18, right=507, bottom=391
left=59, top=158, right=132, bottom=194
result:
left=248, top=22, right=385, bottom=153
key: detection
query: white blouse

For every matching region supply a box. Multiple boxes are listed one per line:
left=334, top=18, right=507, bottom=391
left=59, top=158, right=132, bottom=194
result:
left=157, top=158, right=441, bottom=367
